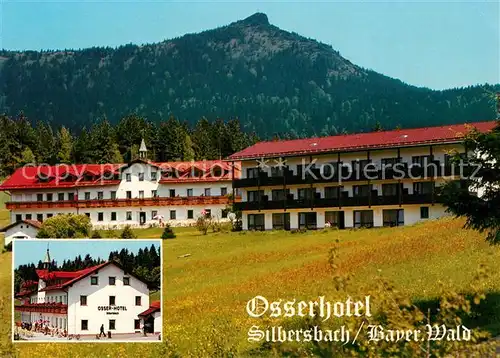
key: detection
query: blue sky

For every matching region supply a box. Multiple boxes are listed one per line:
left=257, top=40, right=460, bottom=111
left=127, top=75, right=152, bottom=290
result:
left=14, top=240, right=161, bottom=267
left=1, top=1, right=498, bottom=89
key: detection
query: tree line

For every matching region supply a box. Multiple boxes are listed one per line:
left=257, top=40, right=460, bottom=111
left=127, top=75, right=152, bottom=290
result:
left=0, top=113, right=258, bottom=178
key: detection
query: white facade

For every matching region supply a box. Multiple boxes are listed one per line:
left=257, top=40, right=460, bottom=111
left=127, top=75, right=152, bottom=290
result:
left=17, top=262, right=160, bottom=336
left=1, top=222, right=39, bottom=247
left=235, top=143, right=464, bottom=230
left=4, top=161, right=235, bottom=229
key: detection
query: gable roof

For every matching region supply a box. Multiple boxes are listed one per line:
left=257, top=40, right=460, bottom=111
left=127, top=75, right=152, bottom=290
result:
left=0, top=220, right=42, bottom=232
left=227, top=121, right=498, bottom=160
left=138, top=300, right=161, bottom=317
left=37, top=260, right=153, bottom=291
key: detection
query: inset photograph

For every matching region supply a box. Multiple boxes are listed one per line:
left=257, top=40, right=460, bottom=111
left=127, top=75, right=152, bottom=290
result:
left=12, top=239, right=162, bottom=342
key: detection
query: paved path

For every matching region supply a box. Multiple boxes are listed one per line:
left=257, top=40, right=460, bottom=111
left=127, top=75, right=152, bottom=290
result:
left=20, top=331, right=161, bottom=342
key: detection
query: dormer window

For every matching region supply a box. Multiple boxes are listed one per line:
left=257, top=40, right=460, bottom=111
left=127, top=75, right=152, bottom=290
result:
left=138, top=173, right=144, bottom=182
left=126, top=173, right=131, bottom=182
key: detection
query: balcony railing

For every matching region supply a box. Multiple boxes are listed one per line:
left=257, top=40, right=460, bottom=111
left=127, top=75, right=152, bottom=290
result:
left=234, top=162, right=470, bottom=188
left=14, top=302, right=68, bottom=314
left=234, top=193, right=437, bottom=211
left=6, top=195, right=241, bottom=209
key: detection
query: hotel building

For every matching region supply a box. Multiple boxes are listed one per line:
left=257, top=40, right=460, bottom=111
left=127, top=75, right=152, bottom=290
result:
left=228, top=121, right=496, bottom=231
left=0, top=142, right=240, bottom=229
left=15, top=249, right=161, bottom=336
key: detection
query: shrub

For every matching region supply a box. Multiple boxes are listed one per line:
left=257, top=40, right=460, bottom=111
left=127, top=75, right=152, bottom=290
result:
left=36, top=214, right=92, bottom=238
left=120, top=225, right=137, bottom=239
left=161, top=224, right=176, bottom=239
left=196, top=215, right=211, bottom=235
left=3, top=242, right=12, bottom=253
left=91, top=231, right=102, bottom=239
left=106, top=229, right=117, bottom=238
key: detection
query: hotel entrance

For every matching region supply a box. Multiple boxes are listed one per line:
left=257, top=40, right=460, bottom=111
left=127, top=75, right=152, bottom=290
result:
left=139, top=212, right=146, bottom=225
left=144, top=316, right=154, bottom=333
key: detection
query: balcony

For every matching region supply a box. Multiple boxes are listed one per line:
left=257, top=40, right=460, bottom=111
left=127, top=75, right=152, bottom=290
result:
left=233, top=161, right=470, bottom=189
left=234, top=193, right=438, bottom=211
left=15, top=302, right=68, bottom=314
left=6, top=195, right=240, bottom=210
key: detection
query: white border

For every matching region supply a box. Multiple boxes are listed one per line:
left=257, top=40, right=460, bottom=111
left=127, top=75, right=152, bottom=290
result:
left=11, top=238, right=163, bottom=344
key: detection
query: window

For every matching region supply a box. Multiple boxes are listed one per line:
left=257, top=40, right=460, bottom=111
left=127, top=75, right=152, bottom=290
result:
left=135, top=319, right=141, bottom=330
left=58, top=193, right=65, bottom=201
left=247, top=168, right=259, bottom=179
left=413, top=182, right=434, bottom=195
left=187, top=189, right=193, bottom=197
left=37, top=194, right=43, bottom=202
left=420, top=207, right=430, bottom=219
left=222, top=209, right=228, bottom=219
left=25, top=214, right=32, bottom=220
left=97, top=192, right=104, bottom=200
left=204, top=209, right=211, bottom=218
left=80, top=295, right=87, bottom=306
left=325, top=211, right=340, bottom=227
left=123, top=277, right=130, bottom=286
left=47, top=213, right=53, bottom=218
left=46, top=193, right=53, bottom=201
left=412, top=155, right=433, bottom=166
left=204, top=188, right=211, bottom=196
left=85, top=213, right=90, bottom=218
left=84, top=192, right=91, bottom=200
left=110, top=191, right=116, bottom=200
left=135, top=296, right=142, bottom=306
left=98, top=212, right=104, bottom=222
left=138, top=172, right=144, bottom=181
left=109, top=277, right=116, bottom=285
left=111, top=212, right=117, bottom=221
left=169, top=189, right=176, bottom=197
left=139, top=190, right=144, bottom=199
left=91, top=276, right=98, bottom=285
left=16, top=214, right=22, bottom=222
left=109, top=319, right=116, bottom=330
left=383, top=209, right=404, bottom=227
left=81, top=320, right=88, bottom=331
left=271, top=165, right=286, bottom=177
left=299, top=212, right=317, bottom=230
left=220, top=187, right=227, bottom=196
left=126, top=211, right=132, bottom=221
left=187, top=210, right=194, bottom=219
left=151, top=190, right=157, bottom=198
left=381, top=157, right=401, bottom=166
left=353, top=210, right=374, bottom=228
left=325, top=186, right=341, bottom=199
left=151, top=172, right=157, bottom=181
left=272, top=189, right=289, bottom=201
left=170, top=210, right=176, bottom=220
left=126, top=191, right=132, bottom=199
left=126, top=173, right=131, bottom=182
left=272, top=213, right=290, bottom=230
left=68, top=193, right=74, bottom=201
left=151, top=211, right=157, bottom=220
left=248, top=214, right=265, bottom=231
left=109, top=296, right=116, bottom=306
left=37, top=214, right=43, bottom=222
left=382, top=183, right=400, bottom=196
left=298, top=188, right=315, bottom=200
left=353, top=185, right=371, bottom=197
left=247, top=190, right=264, bottom=202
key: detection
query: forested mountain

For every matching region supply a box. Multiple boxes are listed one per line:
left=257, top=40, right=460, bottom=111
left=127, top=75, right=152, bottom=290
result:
left=0, top=12, right=497, bottom=137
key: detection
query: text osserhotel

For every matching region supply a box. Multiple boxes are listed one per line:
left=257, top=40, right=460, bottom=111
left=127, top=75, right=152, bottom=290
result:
left=246, top=295, right=371, bottom=321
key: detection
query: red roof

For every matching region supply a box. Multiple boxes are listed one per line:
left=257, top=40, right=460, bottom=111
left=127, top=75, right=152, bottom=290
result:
left=0, top=219, right=42, bottom=232
left=36, top=262, right=110, bottom=291
left=138, top=300, right=161, bottom=317
left=227, top=121, right=498, bottom=160
left=0, top=160, right=240, bottom=191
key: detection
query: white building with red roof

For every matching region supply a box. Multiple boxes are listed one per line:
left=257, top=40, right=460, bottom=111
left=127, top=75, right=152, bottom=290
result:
left=15, top=248, right=161, bottom=338
left=227, top=121, right=497, bottom=230
left=0, top=143, right=241, bottom=230
left=1, top=220, right=41, bottom=247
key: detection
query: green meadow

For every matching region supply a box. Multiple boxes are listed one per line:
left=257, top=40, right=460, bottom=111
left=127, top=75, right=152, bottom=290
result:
left=1, top=217, right=500, bottom=356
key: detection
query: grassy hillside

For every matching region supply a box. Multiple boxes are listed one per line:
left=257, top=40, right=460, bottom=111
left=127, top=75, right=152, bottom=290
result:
left=1, top=218, right=500, bottom=356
